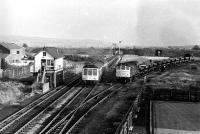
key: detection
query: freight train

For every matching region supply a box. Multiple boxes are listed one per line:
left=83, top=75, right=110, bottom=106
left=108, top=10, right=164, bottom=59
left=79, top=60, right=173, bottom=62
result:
left=116, top=55, right=193, bottom=83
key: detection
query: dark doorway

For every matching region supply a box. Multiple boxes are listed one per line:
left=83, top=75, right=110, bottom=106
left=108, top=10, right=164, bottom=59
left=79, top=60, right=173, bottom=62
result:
left=41, top=59, right=46, bottom=71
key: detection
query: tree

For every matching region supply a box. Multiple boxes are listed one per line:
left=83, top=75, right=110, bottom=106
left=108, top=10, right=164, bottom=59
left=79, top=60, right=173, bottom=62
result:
left=22, top=43, right=28, bottom=48
left=192, top=45, right=200, bottom=50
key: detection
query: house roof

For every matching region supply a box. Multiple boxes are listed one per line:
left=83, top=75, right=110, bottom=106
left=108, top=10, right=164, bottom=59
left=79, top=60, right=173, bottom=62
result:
left=34, top=47, right=64, bottom=59
left=0, top=42, right=21, bottom=50
left=0, top=53, right=9, bottom=58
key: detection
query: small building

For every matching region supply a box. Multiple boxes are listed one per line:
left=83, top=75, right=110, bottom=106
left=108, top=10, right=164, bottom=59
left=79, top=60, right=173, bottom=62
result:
left=31, top=47, right=64, bottom=88
left=0, top=42, right=26, bottom=67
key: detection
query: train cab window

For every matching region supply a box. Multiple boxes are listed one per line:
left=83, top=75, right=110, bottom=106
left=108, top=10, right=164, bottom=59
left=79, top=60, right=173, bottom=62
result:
left=88, top=69, right=92, bottom=75
left=84, top=69, right=87, bottom=75
left=93, top=69, right=97, bottom=76
left=125, top=66, right=129, bottom=70
left=117, top=66, right=120, bottom=70
left=121, top=65, right=125, bottom=70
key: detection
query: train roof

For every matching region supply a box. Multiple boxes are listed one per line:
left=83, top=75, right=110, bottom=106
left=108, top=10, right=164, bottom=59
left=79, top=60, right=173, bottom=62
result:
left=117, top=61, right=138, bottom=66
left=83, top=64, right=99, bottom=68
left=82, top=55, right=106, bottom=68
left=83, top=60, right=104, bottom=68
left=119, top=55, right=151, bottom=66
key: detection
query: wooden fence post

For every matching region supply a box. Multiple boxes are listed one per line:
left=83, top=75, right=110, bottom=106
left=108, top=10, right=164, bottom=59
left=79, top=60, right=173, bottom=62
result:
left=12, top=69, right=14, bottom=78
left=17, top=68, right=19, bottom=77
left=22, top=66, right=24, bottom=74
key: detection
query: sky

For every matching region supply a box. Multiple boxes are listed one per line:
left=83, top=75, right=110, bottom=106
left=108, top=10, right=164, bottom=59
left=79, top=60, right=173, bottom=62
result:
left=0, top=0, right=200, bottom=47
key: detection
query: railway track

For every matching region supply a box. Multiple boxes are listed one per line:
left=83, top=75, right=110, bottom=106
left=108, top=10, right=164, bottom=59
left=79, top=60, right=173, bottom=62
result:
left=39, top=85, right=110, bottom=134
left=19, top=85, right=95, bottom=134
left=45, top=84, right=121, bottom=134
left=14, top=83, right=86, bottom=134
left=64, top=87, right=121, bottom=134
left=0, top=76, right=81, bottom=134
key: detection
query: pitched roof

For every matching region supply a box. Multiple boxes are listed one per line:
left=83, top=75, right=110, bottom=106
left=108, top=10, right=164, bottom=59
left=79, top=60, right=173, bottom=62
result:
left=34, top=47, right=64, bottom=59
left=0, top=42, right=21, bottom=49
left=0, top=53, right=9, bottom=58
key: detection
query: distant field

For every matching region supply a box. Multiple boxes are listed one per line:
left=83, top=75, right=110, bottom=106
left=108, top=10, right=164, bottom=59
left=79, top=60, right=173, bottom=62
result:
left=152, top=101, right=200, bottom=134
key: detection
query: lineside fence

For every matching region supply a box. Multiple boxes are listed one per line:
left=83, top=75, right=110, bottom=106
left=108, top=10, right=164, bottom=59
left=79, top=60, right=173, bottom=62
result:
left=115, top=88, right=143, bottom=134
left=0, top=66, right=31, bottom=78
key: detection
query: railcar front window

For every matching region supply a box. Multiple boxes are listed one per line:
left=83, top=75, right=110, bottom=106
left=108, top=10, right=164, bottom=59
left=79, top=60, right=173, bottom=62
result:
left=84, top=69, right=87, bottom=75
left=126, top=66, right=129, bottom=70
left=121, top=65, right=125, bottom=70
left=88, top=69, right=92, bottom=75
left=93, top=69, right=97, bottom=76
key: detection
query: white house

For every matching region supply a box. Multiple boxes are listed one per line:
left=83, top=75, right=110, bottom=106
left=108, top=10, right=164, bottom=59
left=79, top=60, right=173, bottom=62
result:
left=31, top=47, right=64, bottom=88
left=0, top=42, right=26, bottom=67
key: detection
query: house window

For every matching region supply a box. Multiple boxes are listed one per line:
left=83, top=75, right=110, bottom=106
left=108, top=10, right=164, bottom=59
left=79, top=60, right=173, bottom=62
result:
left=47, top=60, right=51, bottom=66
left=51, top=61, right=54, bottom=66
left=17, top=51, right=20, bottom=54
left=43, top=52, right=46, bottom=56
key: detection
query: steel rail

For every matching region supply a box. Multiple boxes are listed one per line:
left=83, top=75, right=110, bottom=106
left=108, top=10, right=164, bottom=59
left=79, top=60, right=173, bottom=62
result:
left=45, top=85, right=118, bottom=134
left=65, top=88, right=121, bottom=134
left=38, top=85, right=95, bottom=134
left=0, top=77, right=81, bottom=133
left=14, top=83, right=84, bottom=134
left=0, top=75, right=80, bottom=130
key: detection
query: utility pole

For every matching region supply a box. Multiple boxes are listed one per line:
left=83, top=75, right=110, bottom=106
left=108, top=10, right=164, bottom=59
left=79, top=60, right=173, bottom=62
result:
left=119, top=40, right=122, bottom=54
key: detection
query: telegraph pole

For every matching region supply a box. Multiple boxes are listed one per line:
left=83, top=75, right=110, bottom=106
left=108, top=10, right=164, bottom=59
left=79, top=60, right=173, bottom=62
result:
left=119, top=40, right=122, bottom=54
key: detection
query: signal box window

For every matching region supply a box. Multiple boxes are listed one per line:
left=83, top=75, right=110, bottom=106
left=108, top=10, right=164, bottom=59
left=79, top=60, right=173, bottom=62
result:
left=43, top=52, right=46, bottom=56
left=84, top=69, right=87, bottom=75
left=47, top=60, right=51, bottom=65
left=93, top=69, right=97, bottom=76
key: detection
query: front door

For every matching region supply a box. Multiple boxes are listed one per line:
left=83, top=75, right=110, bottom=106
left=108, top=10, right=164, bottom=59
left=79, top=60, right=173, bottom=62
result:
left=41, top=59, right=46, bottom=71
